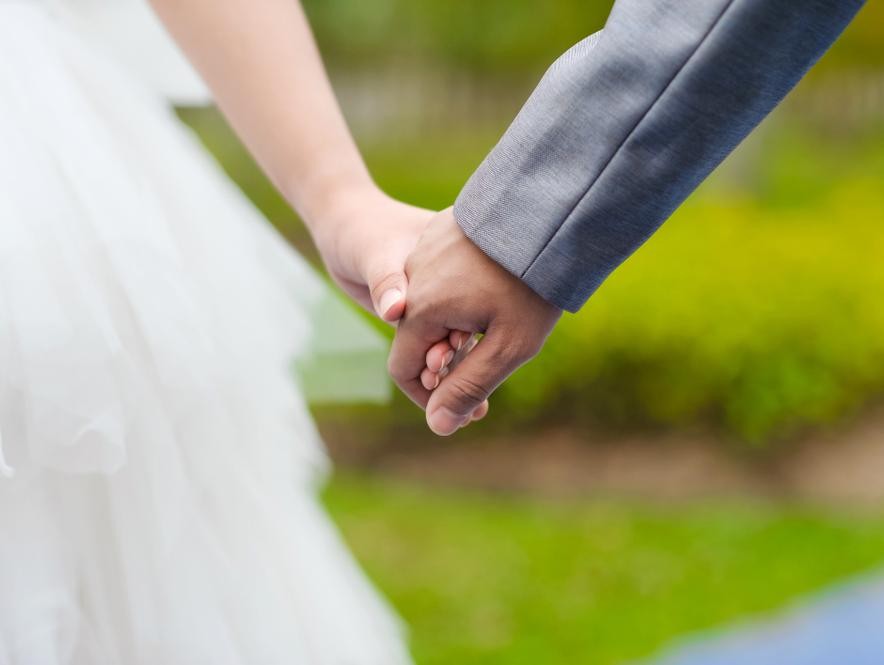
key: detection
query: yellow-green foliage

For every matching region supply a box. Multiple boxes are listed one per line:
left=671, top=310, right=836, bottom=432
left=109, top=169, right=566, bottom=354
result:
left=503, top=170, right=884, bottom=442
left=355, top=120, right=884, bottom=445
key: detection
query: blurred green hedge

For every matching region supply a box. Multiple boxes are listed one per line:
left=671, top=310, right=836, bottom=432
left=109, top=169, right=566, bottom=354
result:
left=500, top=171, right=884, bottom=443
left=358, top=123, right=884, bottom=445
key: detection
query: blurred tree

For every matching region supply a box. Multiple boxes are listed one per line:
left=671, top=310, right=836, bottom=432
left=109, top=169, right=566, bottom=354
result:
left=303, top=0, right=882, bottom=75
left=812, top=1, right=884, bottom=73
left=303, top=0, right=613, bottom=74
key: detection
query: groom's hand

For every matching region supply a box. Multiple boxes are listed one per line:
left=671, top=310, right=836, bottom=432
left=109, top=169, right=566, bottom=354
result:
left=389, top=208, right=562, bottom=435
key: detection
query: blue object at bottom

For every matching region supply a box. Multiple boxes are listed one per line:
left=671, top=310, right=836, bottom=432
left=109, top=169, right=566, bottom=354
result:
left=648, top=573, right=884, bottom=665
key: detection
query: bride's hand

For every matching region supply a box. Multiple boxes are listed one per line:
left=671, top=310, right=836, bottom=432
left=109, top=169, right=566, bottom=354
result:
left=311, top=185, right=434, bottom=322
left=310, top=187, right=487, bottom=421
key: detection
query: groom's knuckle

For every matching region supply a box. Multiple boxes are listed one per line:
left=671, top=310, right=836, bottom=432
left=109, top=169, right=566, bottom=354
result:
left=405, top=296, right=429, bottom=320
left=448, top=376, right=489, bottom=409
left=387, top=356, right=406, bottom=383
left=409, top=287, right=446, bottom=318
left=389, top=366, right=407, bottom=386
left=519, top=335, right=545, bottom=360
left=499, top=331, right=541, bottom=363
left=491, top=339, right=523, bottom=367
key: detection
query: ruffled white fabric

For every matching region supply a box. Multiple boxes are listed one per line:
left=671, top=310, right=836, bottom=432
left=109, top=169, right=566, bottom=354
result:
left=52, top=0, right=211, bottom=105
left=0, top=2, right=410, bottom=663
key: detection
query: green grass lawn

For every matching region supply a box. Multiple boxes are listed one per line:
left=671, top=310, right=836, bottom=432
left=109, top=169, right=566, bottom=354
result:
left=324, top=473, right=884, bottom=665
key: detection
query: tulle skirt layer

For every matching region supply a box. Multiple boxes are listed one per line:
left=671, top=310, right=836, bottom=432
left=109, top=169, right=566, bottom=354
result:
left=0, top=4, right=410, bottom=663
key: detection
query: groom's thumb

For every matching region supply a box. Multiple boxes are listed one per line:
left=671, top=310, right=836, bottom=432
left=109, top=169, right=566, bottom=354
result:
left=369, top=269, right=408, bottom=323
left=425, top=329, right=519, bottom=436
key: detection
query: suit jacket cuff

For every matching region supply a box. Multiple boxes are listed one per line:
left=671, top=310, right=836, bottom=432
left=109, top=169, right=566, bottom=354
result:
left=454, top=0, right=864, bottom=313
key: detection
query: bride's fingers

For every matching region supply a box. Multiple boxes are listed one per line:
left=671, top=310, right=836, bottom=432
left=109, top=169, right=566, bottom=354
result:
left=449, top=330, right=471, bottom=352
left=425, top=340, right=455, bottom=373
left=422, top=349, right=486, bottom=426
left=421, top=367, right=440, bottom=391
left=450, top=331, right=479, bottom=360
left=424, top=331, right=478, bottom=380
left=422, top=331, right=479, bottom=396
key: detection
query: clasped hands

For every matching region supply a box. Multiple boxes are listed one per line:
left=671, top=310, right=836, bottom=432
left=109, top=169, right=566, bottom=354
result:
left=313, top=189, right=560, bottom=435
left=389, top=208, right=561, bottom=435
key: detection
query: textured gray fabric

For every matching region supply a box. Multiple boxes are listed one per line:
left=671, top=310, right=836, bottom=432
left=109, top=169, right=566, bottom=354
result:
left=454, top=0, right=866, bottom=312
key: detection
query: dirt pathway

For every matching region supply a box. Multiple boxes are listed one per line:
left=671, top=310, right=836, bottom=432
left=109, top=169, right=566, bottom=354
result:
left=324, top=409, right=884, bottom=505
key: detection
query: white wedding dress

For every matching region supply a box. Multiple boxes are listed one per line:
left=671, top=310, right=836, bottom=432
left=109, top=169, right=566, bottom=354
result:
left=0, top=1, right=412, bottom=663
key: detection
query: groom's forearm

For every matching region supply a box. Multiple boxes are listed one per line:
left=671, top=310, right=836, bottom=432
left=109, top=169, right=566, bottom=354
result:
left=453, top=0, right=865, bottom=312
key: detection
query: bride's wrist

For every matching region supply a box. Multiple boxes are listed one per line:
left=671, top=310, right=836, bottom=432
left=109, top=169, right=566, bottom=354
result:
left=286, top=164, right=380, bottom=233
left=298, top=181, right=391, bottom=264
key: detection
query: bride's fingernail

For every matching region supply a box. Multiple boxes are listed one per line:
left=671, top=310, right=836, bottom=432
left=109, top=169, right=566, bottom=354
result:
left=379, top=289, right=402, bottom=316
left=443, top=350, right=455, bottom=366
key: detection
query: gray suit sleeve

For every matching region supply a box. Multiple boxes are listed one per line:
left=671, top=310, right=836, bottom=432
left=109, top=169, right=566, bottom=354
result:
left=453, top=0, right=865, bottom=312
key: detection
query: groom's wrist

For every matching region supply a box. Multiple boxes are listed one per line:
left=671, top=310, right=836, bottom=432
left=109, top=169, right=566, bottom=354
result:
left=451, top=199, right=568, bottom=313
